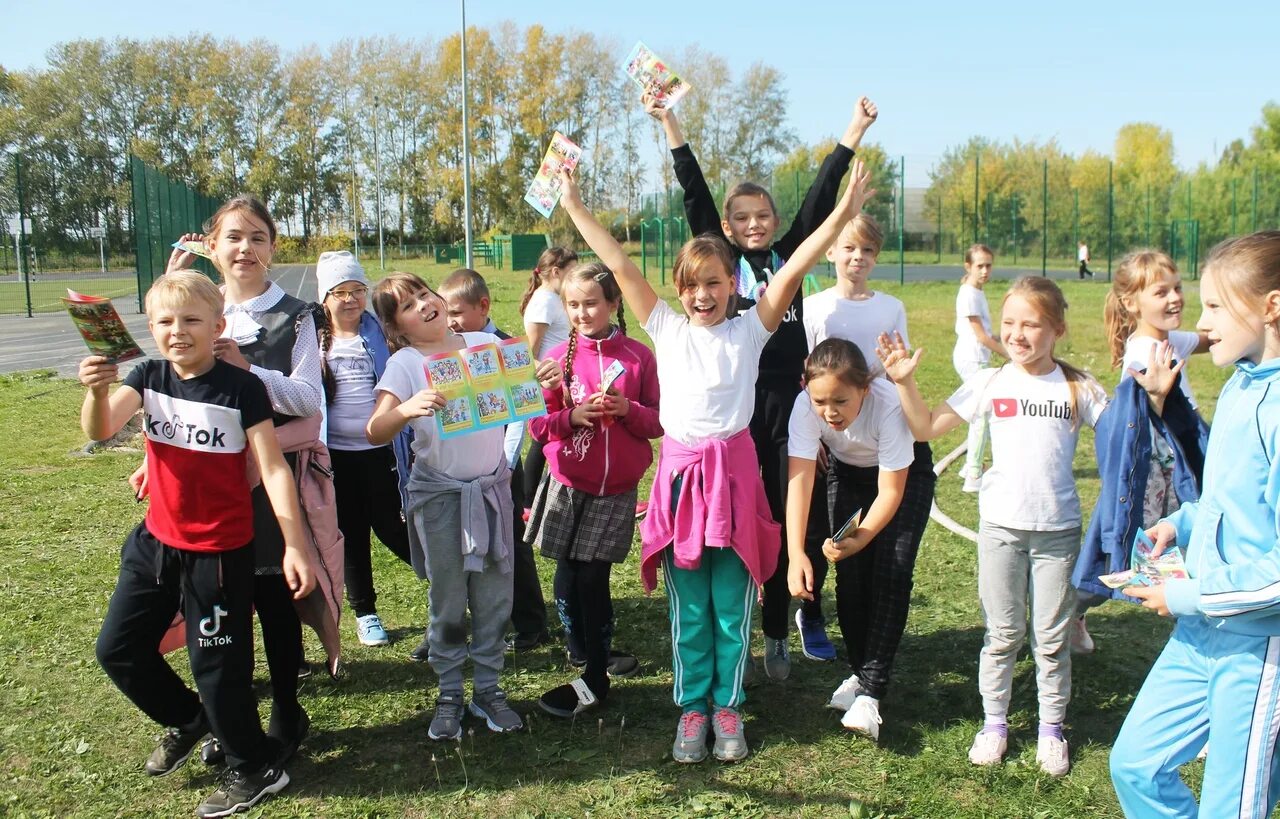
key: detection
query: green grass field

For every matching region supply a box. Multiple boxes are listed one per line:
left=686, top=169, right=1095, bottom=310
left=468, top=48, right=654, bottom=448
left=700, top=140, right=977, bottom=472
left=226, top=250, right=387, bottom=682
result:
left=0, top=269, right=1228, bottom=817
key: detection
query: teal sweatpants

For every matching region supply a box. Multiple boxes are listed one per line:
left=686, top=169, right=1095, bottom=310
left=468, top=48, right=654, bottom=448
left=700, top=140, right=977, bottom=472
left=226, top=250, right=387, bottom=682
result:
left=661, top=546, right=756, bottom=714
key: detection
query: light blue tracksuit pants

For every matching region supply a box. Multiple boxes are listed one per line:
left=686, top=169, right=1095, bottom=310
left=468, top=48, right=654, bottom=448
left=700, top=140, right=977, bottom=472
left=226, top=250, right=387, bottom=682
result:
left=1111, top=616, right=1280, bottom=818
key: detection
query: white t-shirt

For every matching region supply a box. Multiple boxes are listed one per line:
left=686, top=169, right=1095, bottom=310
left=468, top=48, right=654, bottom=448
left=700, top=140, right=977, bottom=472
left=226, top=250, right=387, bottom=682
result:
left=325, top=335, right=377, bottom=451
left=1078, top=244, right=1089, bottom=262
left=374, top=332, right=505, bottom=481
left=947, top=364, right=1107, bottom=531
left=803, top=289, right=908, bottom=378
left=1122, top=330, right=1199, bottom=409
left=643, top=299, right=772, bottom=446
left=787, top=378, right=915, bottom=470
left=953, top=284, right=993, bottom=368
left=524, top=288, right=571, bottom=356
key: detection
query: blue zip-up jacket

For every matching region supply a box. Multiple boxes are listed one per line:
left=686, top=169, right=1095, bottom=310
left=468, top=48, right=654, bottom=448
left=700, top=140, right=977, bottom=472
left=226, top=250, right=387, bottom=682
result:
left=1073, top=376, right=1209, bottom=600
left=356, top=310, right=414, bottom=507
left=1163, top=357, right=1280, bottom=635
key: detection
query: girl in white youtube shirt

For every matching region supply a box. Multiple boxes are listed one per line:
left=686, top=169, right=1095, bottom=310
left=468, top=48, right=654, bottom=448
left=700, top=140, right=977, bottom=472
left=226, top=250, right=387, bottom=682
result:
left=877, top=276, right=1178, bottom=778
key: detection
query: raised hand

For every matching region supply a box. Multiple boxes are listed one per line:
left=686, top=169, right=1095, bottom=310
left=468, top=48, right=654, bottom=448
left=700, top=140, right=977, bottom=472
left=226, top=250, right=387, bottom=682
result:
left=166, top=232, right=205, bottom=274
left=558, top=168, right=583, bottom=210
left=1128, top=340, right=1186, bottom=403
left=850, top=96, right=878, bottom=134
left=79, top=355, right=119, bottom=392
left=875, top=331, right=923, bottom=383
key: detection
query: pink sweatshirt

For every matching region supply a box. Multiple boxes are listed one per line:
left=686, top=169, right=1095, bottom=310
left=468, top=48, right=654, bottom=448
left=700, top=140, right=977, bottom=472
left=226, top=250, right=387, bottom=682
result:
left=529, top=329, right=663, bottom=496
left=640, top=428, right=780, bottom=593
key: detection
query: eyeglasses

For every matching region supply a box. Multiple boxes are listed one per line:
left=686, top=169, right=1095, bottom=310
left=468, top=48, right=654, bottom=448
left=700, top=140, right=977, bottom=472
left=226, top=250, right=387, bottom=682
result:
left=328, top=287, right=368, bottom=303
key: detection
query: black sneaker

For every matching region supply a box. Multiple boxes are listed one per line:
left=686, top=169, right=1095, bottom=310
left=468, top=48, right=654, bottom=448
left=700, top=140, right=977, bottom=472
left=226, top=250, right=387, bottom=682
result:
left=296, top=660, right=313, bottom=680
left=507, top=630, right=552, bottom=653
left=566, top=650, right=639, bottom=678
left=145, top=719, right=210, bottom=776
left=195, top=765, right=290, bottom=818
left=409, top=630, right=431, bottom=663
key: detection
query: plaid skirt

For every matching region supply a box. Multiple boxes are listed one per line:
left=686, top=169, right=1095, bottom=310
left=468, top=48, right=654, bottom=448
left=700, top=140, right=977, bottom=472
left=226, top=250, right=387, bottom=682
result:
left=525, top=473, right=638, bottom=563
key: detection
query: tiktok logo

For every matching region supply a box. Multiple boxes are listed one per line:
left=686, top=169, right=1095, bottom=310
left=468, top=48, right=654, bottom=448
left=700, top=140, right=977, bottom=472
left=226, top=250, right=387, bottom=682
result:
left=199, top=605, right=228, bottom=636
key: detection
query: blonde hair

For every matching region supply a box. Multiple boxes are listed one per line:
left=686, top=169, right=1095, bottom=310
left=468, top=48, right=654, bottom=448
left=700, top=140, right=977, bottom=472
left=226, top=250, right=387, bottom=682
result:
left=1202, top=231, right=1280, bottom=324
left=146, top=270, right=223, bottom=319
left=838, top=213, right=884, bottom=256
left=1002, top=276, right=1098, bottom=429
left=440, top=268, right=491, bottom=306
left=1103, top=249, right=1180, bottom=368
left=371, top=271, right=434, bottom=352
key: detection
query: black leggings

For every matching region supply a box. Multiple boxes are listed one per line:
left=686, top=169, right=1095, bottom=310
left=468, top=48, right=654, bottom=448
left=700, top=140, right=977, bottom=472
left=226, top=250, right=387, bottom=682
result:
left=753, top=382, right=803, bottom=640
left=553, top=558, right=613, bottom=690
left=331, top=446, right=412, bottom=616
left=810, top=443, right=935, bottom=699
left=509, top=458, right=548, bottom=636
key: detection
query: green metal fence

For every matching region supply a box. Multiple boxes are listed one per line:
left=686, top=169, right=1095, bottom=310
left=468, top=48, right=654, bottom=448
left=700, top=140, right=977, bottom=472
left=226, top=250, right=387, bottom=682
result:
left=130, top=155, right=221, bottom=310
left=637, top=158, right=1280, bottom=284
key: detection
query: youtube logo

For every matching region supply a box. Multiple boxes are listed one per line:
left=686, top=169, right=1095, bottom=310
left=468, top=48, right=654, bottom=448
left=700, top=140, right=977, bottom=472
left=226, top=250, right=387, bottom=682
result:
left=992, top=398, right=1018, bottom=418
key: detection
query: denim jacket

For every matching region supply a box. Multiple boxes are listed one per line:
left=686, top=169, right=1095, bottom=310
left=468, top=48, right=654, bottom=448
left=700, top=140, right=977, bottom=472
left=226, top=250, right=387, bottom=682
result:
left=1072, top=375, right=1209, bottom=600
left=358, top=310, right=414, bottom=508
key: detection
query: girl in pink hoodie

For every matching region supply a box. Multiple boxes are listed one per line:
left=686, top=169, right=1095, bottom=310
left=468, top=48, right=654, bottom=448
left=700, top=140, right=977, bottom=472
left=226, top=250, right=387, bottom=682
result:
left=526, top=263, right=663, bottom=718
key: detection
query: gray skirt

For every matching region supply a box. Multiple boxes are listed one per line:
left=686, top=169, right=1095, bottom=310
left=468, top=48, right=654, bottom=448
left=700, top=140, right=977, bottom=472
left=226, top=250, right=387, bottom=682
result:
left=525, top=474, right=638, bottom=563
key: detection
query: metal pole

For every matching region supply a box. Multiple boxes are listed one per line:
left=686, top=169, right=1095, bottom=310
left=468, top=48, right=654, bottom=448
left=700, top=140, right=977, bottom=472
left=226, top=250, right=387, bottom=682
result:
left=99, top=233, right=106, bottom=274
left=1232, top=178, right=1238, bottom=236
left=973, top=151, right=980, bottom=243
left=1072, top=188, right=1079, bottom=254
left=16, top=153, right=32, bottom=318
left=936, top=195, right=942, bottom=263
left=1146, top=185, right=1152, bottom=246
left=1041, top=159, right=1048, bottom=276
left=898, top=155, right=905, bottom=285
left=373, top=97, right=385, bottom=271
left=460, top=0, right=475, bottom=269
left=1011, top=192, right=1018, bottom=265
left=1107, top=160, right=1114, bottom=280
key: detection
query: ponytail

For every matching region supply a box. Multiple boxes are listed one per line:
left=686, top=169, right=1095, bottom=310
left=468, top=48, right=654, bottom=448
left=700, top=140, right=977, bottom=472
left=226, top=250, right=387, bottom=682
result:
left=1103, top=289, right=1136, bottom=369
left=518, top=268, right=543, bottom=315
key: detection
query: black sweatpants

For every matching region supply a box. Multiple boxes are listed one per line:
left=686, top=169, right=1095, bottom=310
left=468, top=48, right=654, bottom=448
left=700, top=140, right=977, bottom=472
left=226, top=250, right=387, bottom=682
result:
left=96, top=523, right=272, bottom=772
left=822, top=443, right=935, bottom=699
left=331, top=446, right=412, bottom=616
left=509, top=458, right=548, bottom=637
left=553, top=558, right=613, bottom=692
left=799, top=450, right=835, bottom=623
left=249, top=480, right=306, bottom=742
left=753, top=381, right=803, bottom=640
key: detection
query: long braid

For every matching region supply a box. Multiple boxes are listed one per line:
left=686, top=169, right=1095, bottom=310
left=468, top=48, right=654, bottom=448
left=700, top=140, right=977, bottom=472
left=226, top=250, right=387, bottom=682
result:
left=318, top=307, right=337, bottom=403
left=562, top=329, right=579, bottom=406
left=616, top=302, right=627, bottom=336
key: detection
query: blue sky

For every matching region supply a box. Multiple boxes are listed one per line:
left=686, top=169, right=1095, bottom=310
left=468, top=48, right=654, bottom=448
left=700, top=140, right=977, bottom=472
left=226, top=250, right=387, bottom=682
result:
left=8, top=1, right=1278, bottom=187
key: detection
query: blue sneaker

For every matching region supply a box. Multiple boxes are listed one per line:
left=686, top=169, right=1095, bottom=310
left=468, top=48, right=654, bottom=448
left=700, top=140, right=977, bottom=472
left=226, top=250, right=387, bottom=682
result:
left=355, top=613, right=390, bottom=647
left=795, top=610, right=836, bottom=661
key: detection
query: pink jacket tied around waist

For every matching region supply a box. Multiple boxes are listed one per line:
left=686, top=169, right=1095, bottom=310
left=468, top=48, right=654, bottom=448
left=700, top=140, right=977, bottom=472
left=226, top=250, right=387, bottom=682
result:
left=640, top=428, right=780, bottom=593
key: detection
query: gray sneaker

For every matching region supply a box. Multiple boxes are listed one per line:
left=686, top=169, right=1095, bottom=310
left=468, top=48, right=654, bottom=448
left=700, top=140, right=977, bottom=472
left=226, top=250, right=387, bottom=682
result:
left=711, top=707, right=749, bottom=762
left=763, top=636, right=791, bottom=681
left=672, top=710, right=710, bottom=763
left=428, top=691, right=465, bottom=741
left=469, top=687, right=524, bottom=733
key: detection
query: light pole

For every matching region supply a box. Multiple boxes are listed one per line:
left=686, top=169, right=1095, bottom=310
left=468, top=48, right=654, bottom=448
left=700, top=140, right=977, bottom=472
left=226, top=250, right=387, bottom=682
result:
left=460, top=0, right=475, bottom=269
left=373, top=95, right=385, bottom=271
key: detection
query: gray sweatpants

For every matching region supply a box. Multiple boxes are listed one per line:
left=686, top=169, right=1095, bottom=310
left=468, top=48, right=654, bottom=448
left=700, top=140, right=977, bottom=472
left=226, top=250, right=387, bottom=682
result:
left=412, top=489, right=514, bottom=693
left=976, top=521, right=1081, bottom=724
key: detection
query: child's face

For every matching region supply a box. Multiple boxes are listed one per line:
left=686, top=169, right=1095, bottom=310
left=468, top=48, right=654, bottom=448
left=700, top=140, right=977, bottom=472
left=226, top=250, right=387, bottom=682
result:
left=394, top=287, right=449, bottom=346
left=1126, top=271, right=1184, bottom=336
left=806, top=373, right=866, bottom=432
left=964, top=252, right=994, bottom=286
left=563, top=279, right=617, bottom=338
left=1197, top=268, right=1266, bottom=366
left=444, top=292, right=489, bottom=333
left=1000, top=294, right=1062, bottom=373
left=679, top=262, right=735, bottom=327
left=827, top=230, right=878, bottom=289
left=722, top=194, right=778, bottom=252
left=207, top=210, right=274, bottom=289
left=148, top=301, right=224, bottom=373
left=325, top=282, right=369, bottom=330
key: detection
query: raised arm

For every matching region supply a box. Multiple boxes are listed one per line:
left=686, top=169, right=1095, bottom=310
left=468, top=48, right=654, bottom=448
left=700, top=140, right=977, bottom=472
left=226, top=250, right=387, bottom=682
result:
left=757, top=160, right=875, bottom=331
left=645, top=93, right=686, bottom=150
left=647, top=97, right=721, bottom=239
left=559, top=169, right=659, bottom=325
left=79, top=357, right=142, bottom=441
left=875, top=332, right=966, bottom=441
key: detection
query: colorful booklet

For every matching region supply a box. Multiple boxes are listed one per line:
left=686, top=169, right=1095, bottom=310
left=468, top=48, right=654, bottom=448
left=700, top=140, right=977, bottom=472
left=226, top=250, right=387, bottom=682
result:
left=524, top=132, right=583, bottom=218
left=833, top=507, right=864, bottom=542
left=622, top=41, right=691, bottom=108
left=423, top=337, right=547, bottom=439
left=62, top=289, right=144, bottom=363
left=170, top=239, right=213, bottom=260
left=1099, top=529, right=1189, bottom=589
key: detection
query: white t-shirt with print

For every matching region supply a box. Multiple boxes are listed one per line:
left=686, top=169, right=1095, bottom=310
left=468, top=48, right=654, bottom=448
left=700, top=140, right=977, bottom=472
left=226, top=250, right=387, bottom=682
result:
left=953, top=283, right=993, bottom=369
left=325, top=335, right=377, bottom=451
left=802, top=288, right=908, bottom=378
left=787, top=378, right=915, bottom=470
left=1122, top=330, right=1200, bottom=410
left=374, top=332, right=505, bottom=481
left=643, top=299, right=772, bottom=446
left=524, top=288, right=571, bottom=356
left=947, top=364, right=1107, bottom=531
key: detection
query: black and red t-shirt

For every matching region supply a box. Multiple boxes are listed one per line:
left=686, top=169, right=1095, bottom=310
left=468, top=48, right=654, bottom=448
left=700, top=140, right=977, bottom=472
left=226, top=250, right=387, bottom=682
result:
left=123, top=359, right=272, bottom=552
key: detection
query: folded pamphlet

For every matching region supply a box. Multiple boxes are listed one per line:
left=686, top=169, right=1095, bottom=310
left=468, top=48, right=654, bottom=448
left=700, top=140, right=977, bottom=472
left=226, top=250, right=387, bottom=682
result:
left=622, top=41, right=690, bottom=108
left=62, top=289, right=144, bottom=363
left=1099, top=529, right=1189, bottom=589
left=524, top=132, right=583, bottom=218
left=424, top=337, right=547, bottom=439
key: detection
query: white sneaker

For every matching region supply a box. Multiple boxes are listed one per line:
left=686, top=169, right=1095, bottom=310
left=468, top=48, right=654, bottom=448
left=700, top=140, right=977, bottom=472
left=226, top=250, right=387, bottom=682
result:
left=840, top=695, right=881, bottom=741
left=968, top=730, right=1007, bottom=766
left=827, top=673, right=864, bottom=712
left=1069, top=615, right=1095, bottom=654
left=1036, top=734, right=1070, bottom=777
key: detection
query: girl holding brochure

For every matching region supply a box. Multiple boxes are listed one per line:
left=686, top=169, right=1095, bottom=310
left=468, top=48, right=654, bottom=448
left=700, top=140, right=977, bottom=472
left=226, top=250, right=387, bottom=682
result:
left=366, top=272, right=562, bottom=741
left=524, top=263, right=663, bottom=718
left=784, top=338, right=923, bottom=743
left=559, top=161, right=874, bottom=763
